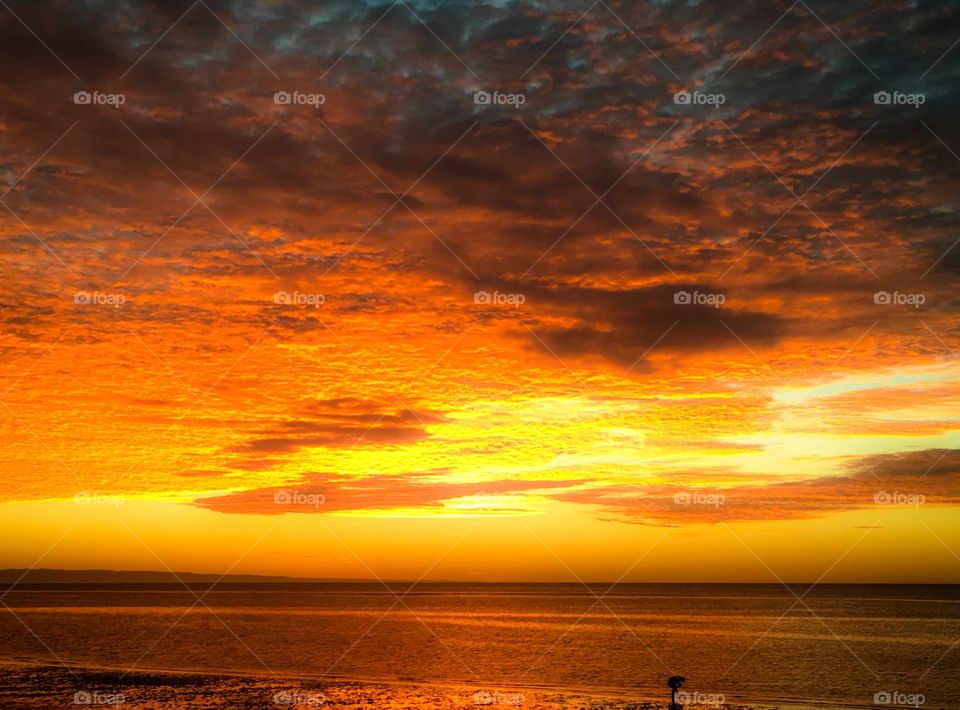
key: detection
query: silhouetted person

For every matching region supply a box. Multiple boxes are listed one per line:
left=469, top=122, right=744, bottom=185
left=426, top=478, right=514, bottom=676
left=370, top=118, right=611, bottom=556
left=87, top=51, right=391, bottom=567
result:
left=668, top=675, right=685, bottom=709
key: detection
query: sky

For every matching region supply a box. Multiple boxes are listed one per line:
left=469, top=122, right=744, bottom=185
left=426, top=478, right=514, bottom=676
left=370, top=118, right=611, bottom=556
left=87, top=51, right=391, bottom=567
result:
left=1, top=0, right=959, bottom=582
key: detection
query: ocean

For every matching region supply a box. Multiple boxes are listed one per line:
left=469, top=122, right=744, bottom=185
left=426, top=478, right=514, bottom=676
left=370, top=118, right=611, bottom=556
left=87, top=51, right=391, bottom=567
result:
left=0, top=583, right=956, bottom=708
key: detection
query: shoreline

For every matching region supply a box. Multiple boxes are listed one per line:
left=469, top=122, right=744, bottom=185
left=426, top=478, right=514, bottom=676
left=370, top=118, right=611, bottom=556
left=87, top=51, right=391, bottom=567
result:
left=0, top=659, right=898, bottom=709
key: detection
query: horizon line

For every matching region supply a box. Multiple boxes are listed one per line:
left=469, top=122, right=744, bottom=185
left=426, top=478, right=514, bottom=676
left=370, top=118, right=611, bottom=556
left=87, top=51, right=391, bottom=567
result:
left=1, top=569, right=958, bottom=586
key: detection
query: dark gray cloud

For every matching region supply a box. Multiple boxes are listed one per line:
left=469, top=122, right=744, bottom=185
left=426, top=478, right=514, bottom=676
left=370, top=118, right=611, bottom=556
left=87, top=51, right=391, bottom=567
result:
left=1, top=0, right=958, bottom=369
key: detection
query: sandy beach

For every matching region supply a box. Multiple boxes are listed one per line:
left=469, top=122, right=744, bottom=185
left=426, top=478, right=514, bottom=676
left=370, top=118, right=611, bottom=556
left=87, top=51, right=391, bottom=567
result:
left=0, top=662, right=790, bottom=710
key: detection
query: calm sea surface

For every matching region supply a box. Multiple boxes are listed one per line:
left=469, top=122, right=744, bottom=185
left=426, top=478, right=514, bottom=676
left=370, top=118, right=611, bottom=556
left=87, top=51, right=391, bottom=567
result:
left=1, top=584, right=957, bottom=708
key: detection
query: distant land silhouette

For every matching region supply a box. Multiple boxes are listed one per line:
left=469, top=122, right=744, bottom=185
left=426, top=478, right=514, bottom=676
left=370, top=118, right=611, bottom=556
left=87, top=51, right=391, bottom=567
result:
left=0, top=568, right=379, bottom=584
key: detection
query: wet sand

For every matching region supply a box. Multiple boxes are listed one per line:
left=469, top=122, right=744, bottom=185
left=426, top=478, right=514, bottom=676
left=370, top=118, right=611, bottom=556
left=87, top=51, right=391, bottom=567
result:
left=0, top=662, right=783, bottom=709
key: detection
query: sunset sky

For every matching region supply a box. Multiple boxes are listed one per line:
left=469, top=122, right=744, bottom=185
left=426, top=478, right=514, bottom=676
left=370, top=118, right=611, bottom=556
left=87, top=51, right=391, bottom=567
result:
left=1, top=0, right=959, bottom=582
